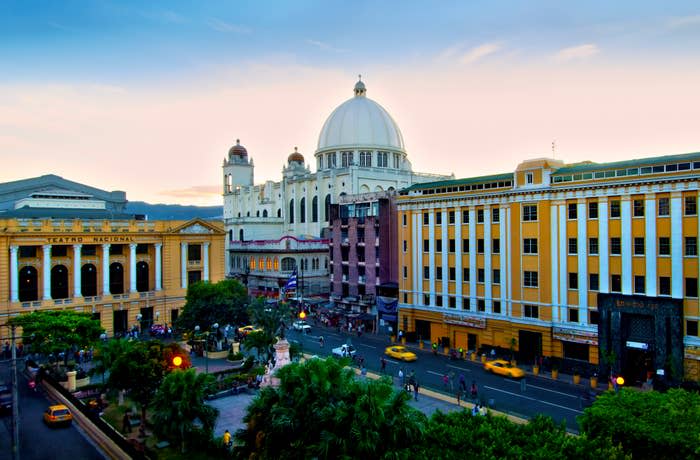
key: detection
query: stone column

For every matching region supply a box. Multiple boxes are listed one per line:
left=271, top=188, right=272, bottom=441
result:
left=73, top=244, right=82, bottom=298
left=154, top=243, right=162, bottom=291
left=129, top=243, right=137, bottom=293
left=203, top=242, right=210, bottom=282
left=181, top=242, right=188, bottom=288
left=102, top=244, right=111, bottom=295
left=10, top=246, right=19, bottom=302
left=42, top=244, right=51, bottom=300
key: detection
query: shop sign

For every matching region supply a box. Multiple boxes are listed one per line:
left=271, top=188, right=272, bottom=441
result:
left=552, top=327, right=598, bottom=345
left=443, top=314, right=486, bottom=329
left=47, top=235, right=136, bottom=244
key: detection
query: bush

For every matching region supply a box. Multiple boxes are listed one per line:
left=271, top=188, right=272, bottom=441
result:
left=227, top=351, right=244, bottom=361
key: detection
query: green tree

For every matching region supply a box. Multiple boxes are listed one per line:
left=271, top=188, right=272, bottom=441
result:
left=579, top=388, right=700, bottom=460
left=234, top=357, right=424, bottom=459
left=176, top=279, right=249, bottom=332
left=151, top=369, right=218, bottom=453
left=9, top=310, right=103, bottom=365
left=243, top=297, right=293, bottom=362
left=90, top=338, right=132, bottom=384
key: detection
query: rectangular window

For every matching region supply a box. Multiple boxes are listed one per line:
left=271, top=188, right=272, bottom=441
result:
left=477, top=209, right=484, bottom=223
left=463, top=239, right=470, bottom=253
left=449, top=239, right=456, bottom=252
left=449, top=267, right=456, bottom=281
left=524, top=271, right=539, bottom=288
left=659, top=237, right=671, bottom=255
left=568, top=203, right=577, bottom=219
left=187, top=244, right=201, bottom=261
left=687, top=320, right=699, bottom=337
left=493, top=301, right=501, bottom=314
left=478, top=299, right=485, bottom=312
left=436, top=212, right=442, bottom=225
left=588, top=202, right=599, bottom=219
left=659, top=276, right=671, bottom=296
left=634, top=237, right=645, bottom=255
left=448, top=296, right=456, bottom=308
left=403, top=240, right=407, bottom=252
left=423, top=212, right=429, bottom=225
left=463, top=268, right=470, bottom=281
left=590, top=310, right=600, bottom=325
left=402, top=214, right=407, bottom=226
left=569, top=272, right=578, bottom=290
left=658, top=198, right=670, bottom=216
left=492, top=207, right=499, bottom=223
left=526, top=172, right=534, bottom=184
left=523, top=238, right=538, bottom=254
left=477, top=268, right=485, bottom=283
left=403, top=266, right=407, bottom=278
left=611, top=274, right=622, bottom=293
left=589, top=273, right=599, bottom=291
left=493, top=269, right=500, bottom=284
left=633, top=199, right=644, bottom=217
left=492, top=238, right=500, bottom=254
left=423, top=267, right=429, bottom=279
left=568, top=308, right=579, bottom=323
left=377, top=151, right=388, bottom=167
left=359, top=151, right=371, bottom=167
left=423, top=239, right=429, bottom=252
left=523, top=204, right=538, bottom=221
left=687, top=277, right=698, bottom=298
left=685, top=237, right=698, bottom=256
left=424, top=294, right=430, bottom=305
left=436, top=266, right=442, bottom=279
left=328, top=153, right=337, bottom=167
left=634, top=275, right=645, bottom=294
left=448, top=210, right=455, bottom=224
left=589, top=237, right=599, bottom=255
left=436, top=239, right=442, bottom=252
left=436, top=296, right=443, bottom=307
left=610, top=200, right=621, bottom=218
left=568, top=238, right=578, bottom=254
left=477, top=239, right=484, bottom=253
left=341, top=151, right=353, bottom=167
left=403, top=293, right=408, bottom=303
left=611, top=237, right=621, bottom=255
left=524, top=304, right=539, bottom=319
left=685, top=196, right=697, bottom=216
left=52, top=246, right=68, bottom=257
left=463, top=211, right=469, bottom=224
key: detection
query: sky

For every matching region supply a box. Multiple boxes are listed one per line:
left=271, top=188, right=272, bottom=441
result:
left=1, top=1, right=699, bottom=206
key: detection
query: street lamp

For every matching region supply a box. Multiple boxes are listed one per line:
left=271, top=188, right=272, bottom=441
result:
left=1, top=324, right=34, bottom=460
left=194, top=323, right=218, bottom=374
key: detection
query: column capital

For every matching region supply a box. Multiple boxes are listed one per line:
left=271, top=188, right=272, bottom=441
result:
left=645, top=193, right=657, bottom=200
left=102, top=243, right=111, bottom=249
left=9, top=245, right=18, bottom=253
left=43, top=244, right=51, bottom=250
left=154, top=242, right=162, bottom=248
left=203, top=242, right=210, bottom=247
left=73, top=243, right=83, bottom=249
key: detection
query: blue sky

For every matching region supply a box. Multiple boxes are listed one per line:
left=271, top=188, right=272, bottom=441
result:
left=1, top=1, right=699, bottom=204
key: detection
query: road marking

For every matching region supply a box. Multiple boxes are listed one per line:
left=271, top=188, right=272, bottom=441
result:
left=427, top=370, right=444, bottom=377
left=359, top=344, right=377, bottom=349
left=483, top=385, right=583, bottom=414
left=446, top=364, right=471, bottom=372
left=503, top=380, right=578, bottom=398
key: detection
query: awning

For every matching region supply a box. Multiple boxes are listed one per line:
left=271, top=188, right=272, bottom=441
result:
left=359, top=313, right=376, bottom=321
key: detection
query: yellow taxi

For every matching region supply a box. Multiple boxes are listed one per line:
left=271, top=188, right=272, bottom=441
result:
left=384, top=345, right=417, bottom=362
left=239, top=325, right=263, bottom=336
left=43, top=404, right=73, bottom=426
left=483, top=359, right=526, bottom=379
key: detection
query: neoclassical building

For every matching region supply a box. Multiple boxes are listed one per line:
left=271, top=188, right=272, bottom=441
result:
left=0, top=175, right=225, bottom=336
left=223, top=79, right=451, bottom=296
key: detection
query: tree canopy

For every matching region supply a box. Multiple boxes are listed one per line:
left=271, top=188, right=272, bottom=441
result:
left=176, top=279, right=249, bottom=331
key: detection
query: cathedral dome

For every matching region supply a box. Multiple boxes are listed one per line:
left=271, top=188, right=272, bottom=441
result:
left=287, top=147, right=305, bottom=164
left=228, top=139, right=248, bottom=159
left=316, top=79, right=405, bottom=153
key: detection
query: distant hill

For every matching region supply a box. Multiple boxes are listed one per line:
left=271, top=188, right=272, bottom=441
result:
left=126, top=201, right=223, bottom=221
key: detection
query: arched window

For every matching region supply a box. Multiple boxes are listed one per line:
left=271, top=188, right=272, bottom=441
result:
left=325, top=194, right=332, bottom=221
left=259, top=257, right=264, bottom=271
left=300, top=197, right=306, bottom=223
left=228, top=229, right=233, bottom=240
left=277, top=208, right=281, bottom=218
left=312, top=196, right=318, bottom=222
left=256, top=210, right=260, bottom=217
left=274, top=257, right=279, bottom=270
left=50, top=265, right=69, bottom=299
left=281, top=257, right=296, bottom=271
left=225, top=174, right=232, bottom=193
left=263, top=209, right=268, bottom=218
left=81, top=264, right=97, bottom=297
left=266, top=258, right=272, bottom=270
left=289, top=199, right=295, bottom=223
left=250, top=257, right=256, bottom=270
left=109, top=262, right=124, bottom=294
left=136, top=261, right=149, bottom=292
left=239, top=229, right=244, bottom=241
left=18, top=266, right=38, bottom=302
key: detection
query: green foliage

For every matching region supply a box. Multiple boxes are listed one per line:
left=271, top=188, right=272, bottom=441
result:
left=9, top=310, right=103, bottom=358
left=176, top=279, right=249, bottom=332
left=579, top=388, right=700, bottom=460
left=227, top=351, right=245, bottom=361
left=233, top=357, right=425, bottom=459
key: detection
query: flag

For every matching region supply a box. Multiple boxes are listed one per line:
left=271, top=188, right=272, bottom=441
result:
left=284, top=268, right=298, bottom=291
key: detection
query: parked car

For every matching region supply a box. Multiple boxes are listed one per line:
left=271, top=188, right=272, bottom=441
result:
left=43, top=404, right=73, bottom=426
left=0, top=383, right=11, bottom=414
left=332, top=344, right=357, bottom=358
left=384, top=345, right=417, bottom=362
left=292, top=321, right=311, bottom=333
left=239, top=325, right=263, bottom=336
left=483, top=359, right=526, bottom=378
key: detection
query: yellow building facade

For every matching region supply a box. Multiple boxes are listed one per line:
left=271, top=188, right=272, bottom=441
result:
left=0, top=218, right=225, bottom=336
left=397, top=152, right=700, bottom=382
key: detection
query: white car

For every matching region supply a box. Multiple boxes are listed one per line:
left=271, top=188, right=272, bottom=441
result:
left=332, top=344, right=356, bottom=358
left=292, top=320, right=311, bottom=332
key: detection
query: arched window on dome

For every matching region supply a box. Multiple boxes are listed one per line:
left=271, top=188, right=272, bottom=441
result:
left=359, top=151, right=371, bottom=167
left=377, top=151, right=388, bottom=168
left=327, top=152, right=336, bottom=168
left=277, top=208, right=281, bottom=218
left=263, top=209, right=268, bottom=218
left=289, top=199, right=295, bottom=223
left=312, top=196, right=318, bottom=222
left=300, top=197, right=306, bottom=223
left=325, top=194, right=332, bottom=222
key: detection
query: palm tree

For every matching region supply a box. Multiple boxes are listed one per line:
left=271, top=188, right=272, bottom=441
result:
left=151, top=369, right=217, bottom=453
left=89, top=338, right=131, bottom=384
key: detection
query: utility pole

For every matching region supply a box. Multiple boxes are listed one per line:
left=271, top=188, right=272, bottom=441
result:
left=11, top=325, right=20, bottom=460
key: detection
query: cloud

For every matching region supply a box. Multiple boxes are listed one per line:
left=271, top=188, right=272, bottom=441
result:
left=206, top=18, right=251, bottom=34
left=158, top=185, right=221, bottom=199
left=553, top=44, right=600, bottom=62
left=459, top=42, right=502, bottom=65
left=666, top=15, right=700, bottom=30
left=305, top=39, right=346, bottom=53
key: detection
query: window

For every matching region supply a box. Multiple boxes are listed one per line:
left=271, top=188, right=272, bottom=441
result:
left=523, top=238, right=538, bottom=254
left=403, top=293, right=408, bottom=303
left=463, top=239, right=470, bottom=253
left=568, top=238, right=578, bottom=254
left=492, top=207, right=499, bottom=223
left=611, top=274, right=622, bottom=293
left=423, top=239, right=429, bottom=252
left=568, top=308, right=579, bottom=323
left=477, top=239, right=484, bottom=253
left=492, top=238, right=500, bottom=254
left=436, top=212, right=442, bottom=225
left=569, top=272, right=578, bottom=290
left=328, top=153, right=336, bottom=167
left=341, top=151, right=353, bottom=167
left=477, top=269, right=485, bottom=283
left=588, top=202, right=599, bottom=219
left=685, top=196, right=697, bottom=216
left=523, top=204, right=537, bottom=221
left=524, top=271, right=539, bottom=288
left=436, top=267, right=443, bottom=279
left=463, top=268, right=470, bottom=281
left=477, top=209, right=484, bottom=223
left=462, top=211, right=469, bottom=224
left=448, top=210, right=455, bottom=224
left=449, top=239, right=456, bottom=252
left=526, top=172, right=534, bottom=184
left=610, top=200, right=621, bottom=218
left=633, top=199, right=644, bottom=217
left=659, top=276, right=671, bottom=296
left=423, top=212, right=429, bottom=225
left=424, top=294, right=430, bottom=305
left=402, top=240, right=407, bottom=252
left=359, top=151, right=371, bottom=167
left=687, top=277, right=698, bottom=297
left=377, top=151, right=388, bottom=167
left=634, top=237, right=645, bottom=255
left=611, top=237, right=621, bottom=255
left=187, top=244, right=201, bottom=262
left=436, top=296, right=443, bottom=307
left=568, top=203, right=577, bottom=219
left=423, top=267, right=429, bottom=279
left=589, top=237, right=599, bottom=255
left=402, top=214, right=407, bottom=226
left=659, top=237, right=671, bottom=255
left=493, top=301, right=501, bottom=314
left=449, top=267, right=456, bottom=281
left=289, top=199, right=295, bottom=223
left=493, top=269, right=500, bottom=284
left=524, top=304, right=539, bottom=319
left=403, top=266, right=407, bottom=278
left=658, top=198, right=670, bottom=216
left=436, top=239, right=442, bottom=252
left=634, top=275, right=645, bottom=294
left=688, top=320, right=699, bottom=337
left=686, top=237, right=698, bottom=256
left=590, top=310, right=600, bottom=325
left=449, top=296, right=456, bottom=308
left=589, top=273, right=599, bottom=291
left=478, top=299, right=485, bottom=312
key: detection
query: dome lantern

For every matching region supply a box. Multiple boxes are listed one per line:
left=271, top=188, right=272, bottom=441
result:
left=228, top=139, right=248, bottom=159
left=287, top=146, right=305, bottom=164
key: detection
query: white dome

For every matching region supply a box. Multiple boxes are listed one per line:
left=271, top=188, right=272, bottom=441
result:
left=316, top=80, right=405, bottom=152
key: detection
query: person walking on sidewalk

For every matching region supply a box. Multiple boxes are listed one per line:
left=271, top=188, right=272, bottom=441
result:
left=398, top=368, right=405, bottom=386
left=319, top=336, right=324, bottom=348
left=413, top=380, right=420, bottom=401
left=470, top=380, right=478, bottom=403
left=380, top=357, right=387, bottom=374
left=459, top=373, right=467, bottom=392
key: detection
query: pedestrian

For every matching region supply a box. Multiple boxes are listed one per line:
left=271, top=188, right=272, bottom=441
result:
left=432, top=342, right=438, bottom=355
left=470, top=380, right=478, bottom=402
left=380, top=357, right=387, bottom=374
left=472, top=404, right=479, bottom=416
left=413, top=381, right=419, bottom=401
left=319, top=336, right=324, bottom=348
left=398, top=330, right=403, bottom=342
left=448, top=370, right=455, bottom=392
left=442, top=373, right=449, bottom=390
left=459, top=373, right=466, bottom=392
left=479, top=405, right=487, bottom=416
left=456, top=388, right=461, bottom=406
left=223, top=429, right=232, bottom=448
left=122, top=412, right=131, bottom=434
left=398, top=368, right=405, bottom=386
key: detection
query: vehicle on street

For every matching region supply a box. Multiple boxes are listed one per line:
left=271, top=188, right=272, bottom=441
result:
left=292, top=321, right=311, bottom=333
left=43, top=404, right=73, bottom=426
left=0, top=382, right=11, bottom=414
left=239, top=325, right=263, bottom=336
left=332, top=344, right=357, bottom=358
left=483, top=359, right=526, bottom=378
left=384, top=345, right=417, bottom=362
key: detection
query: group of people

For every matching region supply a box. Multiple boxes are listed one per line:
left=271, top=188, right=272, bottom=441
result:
left=398, top=368, right=420, bottom=401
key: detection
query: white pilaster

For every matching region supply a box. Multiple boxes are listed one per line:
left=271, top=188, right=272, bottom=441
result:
left=499, top=207, right=507, bottom=315
left=598, top=199, right=609, bottom=292
left=441, top=210, right=448, bottom=306
left=73, top=244, right=82, bottom=298
left=558, top=204, right=567, bottom=322
left=10, top=246, right=19, bottom=302
left=102, top=244, right=110, bottom=295
left=428, top=212, right=436, bottom=306
left=203, top=242, right=210, bottom=281
left=455, top=209, right=463, bottom=309
left=42, top=244, right=51, bottom=300
left=550, top=205, right=559, bottom=322
left=645, top=196, right=657, bottom=296
left=129, top=243, right=137, bottom=293
left=181, top=242, right=188, bottom=289
left=621, top=197, right=632, bottom=295
left=577, top=201, right=588, bottom=323
left=155, top=243, right=162, bottom=291
left=412, top=213, right=421, bottom=305
left=671, top=194, right=683, bottom=298
left=484, top=205, right=492, bottom=313
left=469, top=207, right=477, bottom=310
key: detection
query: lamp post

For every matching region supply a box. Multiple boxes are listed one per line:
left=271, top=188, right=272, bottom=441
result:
left=1, top=324, right=33, bottom=460
left=194, top=323, right=218, bottom=374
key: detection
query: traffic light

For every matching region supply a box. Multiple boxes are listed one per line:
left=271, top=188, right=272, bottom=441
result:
left=172, top=355, right=183, bottom=368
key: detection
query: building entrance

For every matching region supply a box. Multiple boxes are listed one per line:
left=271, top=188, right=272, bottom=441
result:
left=518, top=330, right=542, bottom=363
left=622, top=346, right=654, bottom=386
